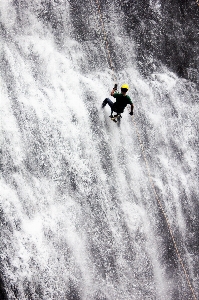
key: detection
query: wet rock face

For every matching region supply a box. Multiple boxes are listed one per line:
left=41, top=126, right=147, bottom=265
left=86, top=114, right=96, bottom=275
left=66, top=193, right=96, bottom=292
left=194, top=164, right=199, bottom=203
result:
left=0, top=1, right=198, bottom=299
left=9, top=0, right=198, bottom=81
left=63, top=0, right=199, bottom=82
left=119, top=0, right=199, bottom=83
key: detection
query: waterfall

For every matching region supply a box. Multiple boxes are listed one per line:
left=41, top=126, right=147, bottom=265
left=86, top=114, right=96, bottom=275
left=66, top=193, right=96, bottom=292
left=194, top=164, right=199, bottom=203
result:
left=0, top=1, right=198, bottom=299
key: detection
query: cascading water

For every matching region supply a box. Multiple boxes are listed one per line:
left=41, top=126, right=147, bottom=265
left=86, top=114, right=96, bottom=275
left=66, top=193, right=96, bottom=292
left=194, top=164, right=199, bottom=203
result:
left=0, top=1, right=198, bottom=299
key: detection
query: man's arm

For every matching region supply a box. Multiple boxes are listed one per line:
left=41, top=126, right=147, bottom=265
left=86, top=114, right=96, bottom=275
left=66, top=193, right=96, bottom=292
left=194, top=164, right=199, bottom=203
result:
left=111, top=89, right=115, bottom=96
left=111, top=83, right=117, bottom=96
left=129, top=103, right=134, bottom=115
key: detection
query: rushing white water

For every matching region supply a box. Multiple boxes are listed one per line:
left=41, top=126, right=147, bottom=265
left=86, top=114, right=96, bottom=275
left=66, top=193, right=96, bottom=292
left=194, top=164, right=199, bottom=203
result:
left=0, top=1, right=198, bottom=299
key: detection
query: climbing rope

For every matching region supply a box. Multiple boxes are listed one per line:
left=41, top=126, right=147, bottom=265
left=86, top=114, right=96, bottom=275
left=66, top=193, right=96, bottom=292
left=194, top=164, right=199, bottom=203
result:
left=92, top=1, right=197, bottom=299
left=132, top=121, right=197, bottom=300
left=93, top=0, right=116, bottom=82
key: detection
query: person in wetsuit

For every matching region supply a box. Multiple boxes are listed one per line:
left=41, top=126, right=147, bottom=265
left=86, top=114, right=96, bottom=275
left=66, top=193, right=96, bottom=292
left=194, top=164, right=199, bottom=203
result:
left=102, top=84, right=134, bottom=118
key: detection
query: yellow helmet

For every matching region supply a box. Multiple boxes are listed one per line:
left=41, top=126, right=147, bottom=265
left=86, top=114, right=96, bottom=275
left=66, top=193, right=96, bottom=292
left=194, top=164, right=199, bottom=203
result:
left=121, top=83, right=129, bottom=90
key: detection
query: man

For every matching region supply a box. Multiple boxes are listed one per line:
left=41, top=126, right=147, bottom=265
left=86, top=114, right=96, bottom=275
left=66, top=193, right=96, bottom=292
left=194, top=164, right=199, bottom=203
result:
left=102, top=84, right=134, bottom=118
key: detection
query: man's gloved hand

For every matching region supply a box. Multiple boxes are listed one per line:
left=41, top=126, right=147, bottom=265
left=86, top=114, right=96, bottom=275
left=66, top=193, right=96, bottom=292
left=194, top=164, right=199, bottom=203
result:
left=113, top=84, right=117, bottom=91
left=129, top=111, right=133, bottom=116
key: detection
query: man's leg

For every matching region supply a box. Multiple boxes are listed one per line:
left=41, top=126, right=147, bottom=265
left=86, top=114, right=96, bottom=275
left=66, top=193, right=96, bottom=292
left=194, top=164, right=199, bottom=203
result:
left=102, top=98, right=115, bottom=116
left=102, top=98, right=114, bottom=108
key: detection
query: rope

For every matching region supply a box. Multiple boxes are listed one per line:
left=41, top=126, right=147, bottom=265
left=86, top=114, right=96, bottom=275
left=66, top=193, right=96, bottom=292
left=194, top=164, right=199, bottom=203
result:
left=132, top=120, right=197, bottom=300
left=91, top=1, right=197, bottom=299
left=94, top=0, right=116, bottom=82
